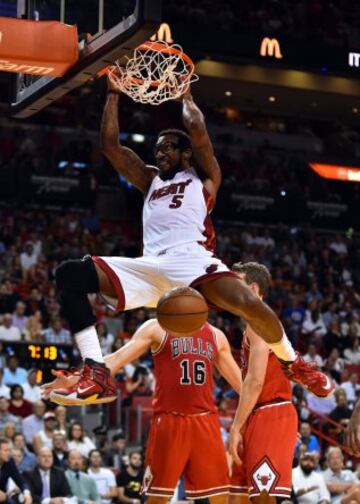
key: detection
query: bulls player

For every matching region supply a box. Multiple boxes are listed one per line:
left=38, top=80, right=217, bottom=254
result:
left=42, top=317, right=242, bottom=502
left=52, top=73, right=333, bottom=404
left=228, top=262, right=298, bottom=504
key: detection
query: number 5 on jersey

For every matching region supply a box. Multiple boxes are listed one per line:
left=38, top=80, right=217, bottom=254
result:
left=180, top=359, right=206, bottom=385
left=169, top=195, right=184, bottom=208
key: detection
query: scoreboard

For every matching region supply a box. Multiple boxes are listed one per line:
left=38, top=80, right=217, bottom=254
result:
left=2, top=342, right=76, bottom=382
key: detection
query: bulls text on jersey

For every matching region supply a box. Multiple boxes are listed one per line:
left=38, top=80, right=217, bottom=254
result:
left=170, top=336, right=215, bottom=361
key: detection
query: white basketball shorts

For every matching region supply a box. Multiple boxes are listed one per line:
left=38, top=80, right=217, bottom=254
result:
left=92, top=243, right=236, bottom=311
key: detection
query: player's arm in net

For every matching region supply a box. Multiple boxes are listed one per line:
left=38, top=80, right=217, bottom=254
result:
left=228, top=328, right=269, bottom=465
left=182, top=91, right=221, bottom=199
left=213, top=327, right=242, bottom=394
left=100, top=77, right=155, bottom=193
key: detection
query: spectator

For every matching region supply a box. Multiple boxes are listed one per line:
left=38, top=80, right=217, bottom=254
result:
left=13, top=433, right=36, bottom=472
left=103, top=431, right=127, bottom=470
left=22, top=369, right=42, bottom=403
left=0, top=397, right=21, bottom=432
left=11, top=302, right=28, bottom=334
left=329, top=388, right=352, bottom=430
left=96, top=323, right=114, bottom=355
left=8, top=385, right=33, bottom=418
left=22, top=401, right=45, bottom=446
left=126, top=366, right=153, bottom=398
left=293, top=452, right=330, bottom=504
left=0, top=280, right=20, bottom=315
left=344, top=338, right=360, bottom=365
left=68, top=423, right=96, bottom=458
left=329, top=235, right=348, bottom=255
left=302, top=305, right=327, bottom=342
left=303, top=343, right=324, bottom=367
left=299, top=422, right=321, bottom=453
left=52, top=431, right=68, bottom=470
left=116, top=451, right=144, bottom=504
left=0, top=369, right=10, bottom=399
left=0, top=314, right=21, bottom=341
left=24, top=446, right=71, bottom=504
left=0, top=438, right=32, bottom=504
left=282, top=294, right=305, bottom=339
left=43, top=318, right=71, bottom=345
left=20, top=242, right=38, bottom=283
left=325, top=349, right=345, bottom=377
left=340, top=373, right=360, bottom=406
left=307, top=378, right=336, bottom=417
left=23, top=315, right=43, bottom=343
left=305, top=284, right=323, bottom=305
left=292, top=385, right=310, bottom=421
left=33, top=411, right=57, bottom=454
left=322, top=447, right=360, bottom=504
left=87, top=449, right=117, bottom=504
left=2, top=421, right=17, bottom=447
left=3, top=356, right=27, bottom=386
left=325, top=319, right=347, bottom=355
left=54, top=405, right=68, bottom=435
left=65, top=449, right=100, bottom=504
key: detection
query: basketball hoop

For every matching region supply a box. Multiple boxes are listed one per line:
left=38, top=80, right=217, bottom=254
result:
left=108, top=41, right=199, bottom=105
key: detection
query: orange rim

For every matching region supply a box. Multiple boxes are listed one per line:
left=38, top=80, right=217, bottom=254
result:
left=108, top=42, right=194, bottom=90
left=137, top=41, right=194, bottom=69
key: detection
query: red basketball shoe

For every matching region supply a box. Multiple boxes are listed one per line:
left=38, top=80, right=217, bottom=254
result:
left=281, top=352, right=335, bottom=397
left=50, top=362, right=117, bottom=406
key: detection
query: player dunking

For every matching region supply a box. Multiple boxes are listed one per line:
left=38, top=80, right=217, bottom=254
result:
left=51, top=74, right=333, bottom=404
left=228, top=262, right=298, bottom=504
left=43, top=317, right=242, bottom=503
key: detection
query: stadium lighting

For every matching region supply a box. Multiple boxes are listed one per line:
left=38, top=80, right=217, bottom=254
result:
left=309, top=162, right=360, bottom=182
left=225, top=91, right=232, bottom=96
left=269, top=96, right=276, bottom=102
left=352, top=107, right=358, bottom=114
left=132, top=134, right=146, bottom=143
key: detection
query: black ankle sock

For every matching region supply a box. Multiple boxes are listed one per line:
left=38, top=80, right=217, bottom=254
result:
left=85, top=358, right=106, bottom=368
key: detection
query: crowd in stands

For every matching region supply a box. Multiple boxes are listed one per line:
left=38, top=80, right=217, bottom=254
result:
left=1, top=100, right=360, bottom=218
left=164, top=0, right=360, bottom=47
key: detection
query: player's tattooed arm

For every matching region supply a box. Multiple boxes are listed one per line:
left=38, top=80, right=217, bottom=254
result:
left=182, top=92, right=221, bottom=199
left=101, top=89, right=154, bottom=193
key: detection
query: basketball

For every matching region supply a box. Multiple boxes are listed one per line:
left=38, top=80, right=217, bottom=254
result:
left=156, top=286, right=209, bottom=335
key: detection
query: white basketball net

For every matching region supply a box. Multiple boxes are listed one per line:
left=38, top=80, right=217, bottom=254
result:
left=108, top=41, right=199, bottom=105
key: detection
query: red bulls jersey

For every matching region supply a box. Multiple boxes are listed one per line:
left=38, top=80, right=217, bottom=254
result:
left=152, top=322, right=218, bottom=414
left=240, top=330, right=291, bottom=406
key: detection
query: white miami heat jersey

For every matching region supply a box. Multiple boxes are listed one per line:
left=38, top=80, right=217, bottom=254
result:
left=142, top=168, right=215, bottom=256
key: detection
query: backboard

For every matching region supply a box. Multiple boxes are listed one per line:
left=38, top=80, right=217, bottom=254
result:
left=11, top=0, right=162, bottom=118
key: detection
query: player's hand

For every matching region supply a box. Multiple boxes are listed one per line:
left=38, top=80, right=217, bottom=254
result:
left=345, top=403, right=360, bottom=455
left=107, top=65, right=122, bottom=94
left=41, top=370, right=80, bottom=399
left=228, top=427, right=244, bottom=466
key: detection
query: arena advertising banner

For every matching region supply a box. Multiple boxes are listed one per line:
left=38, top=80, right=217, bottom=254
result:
left=30, top=175, right=93, bottom=204
left=228, top=193, right=353, bottom=228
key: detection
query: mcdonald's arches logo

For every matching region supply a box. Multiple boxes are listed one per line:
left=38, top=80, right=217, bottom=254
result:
left=150, top=23, right=174, bottom=43
left=260, top=37, right=283, bottom=59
